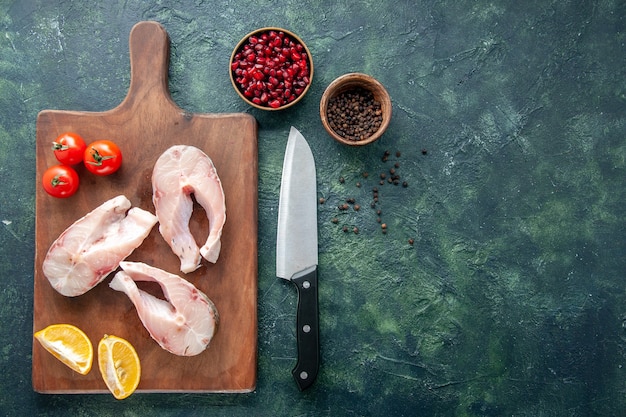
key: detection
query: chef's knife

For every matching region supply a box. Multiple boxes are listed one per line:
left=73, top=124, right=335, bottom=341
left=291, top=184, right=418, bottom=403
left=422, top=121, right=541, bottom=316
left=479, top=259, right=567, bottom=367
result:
left=276, top=126, right=319, bottom=391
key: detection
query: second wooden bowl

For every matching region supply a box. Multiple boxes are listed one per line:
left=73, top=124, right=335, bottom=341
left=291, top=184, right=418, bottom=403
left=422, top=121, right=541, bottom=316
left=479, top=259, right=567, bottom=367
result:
left=319, top=73, right=392, bottom=145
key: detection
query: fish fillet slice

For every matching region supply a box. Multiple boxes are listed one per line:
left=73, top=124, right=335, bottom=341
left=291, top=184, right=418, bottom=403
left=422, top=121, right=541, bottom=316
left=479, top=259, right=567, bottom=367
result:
left=152, top=145, right=226, bottom=273
left=42, top=195, right=158, bottom=297
left=109, top=261, right=219, bottom=356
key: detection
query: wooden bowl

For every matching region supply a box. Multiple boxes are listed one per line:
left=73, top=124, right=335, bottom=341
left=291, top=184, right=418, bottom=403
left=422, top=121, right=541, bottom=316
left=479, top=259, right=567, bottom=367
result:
left=320, top=73, right=392, bottom=146
left=230, top=27, right=313, bottom=111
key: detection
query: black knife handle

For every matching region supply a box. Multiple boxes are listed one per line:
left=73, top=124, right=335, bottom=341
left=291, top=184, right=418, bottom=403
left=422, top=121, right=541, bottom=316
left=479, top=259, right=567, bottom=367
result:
left=291, top=267, right=319, bottom=391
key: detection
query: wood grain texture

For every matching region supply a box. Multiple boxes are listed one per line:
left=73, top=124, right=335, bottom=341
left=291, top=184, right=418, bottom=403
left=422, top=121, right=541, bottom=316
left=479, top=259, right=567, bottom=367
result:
left=32, top=21, right=258, bottom=393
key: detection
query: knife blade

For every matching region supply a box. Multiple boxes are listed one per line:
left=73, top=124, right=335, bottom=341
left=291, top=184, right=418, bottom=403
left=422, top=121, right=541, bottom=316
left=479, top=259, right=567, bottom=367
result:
left=276, top=126, right=319, bottom=391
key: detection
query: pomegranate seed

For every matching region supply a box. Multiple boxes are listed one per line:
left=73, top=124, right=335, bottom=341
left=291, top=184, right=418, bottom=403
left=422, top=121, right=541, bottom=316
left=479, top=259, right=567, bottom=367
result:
left=269, top=99, right=282, bottom=108
left=252, top=70, right=264, bottom=81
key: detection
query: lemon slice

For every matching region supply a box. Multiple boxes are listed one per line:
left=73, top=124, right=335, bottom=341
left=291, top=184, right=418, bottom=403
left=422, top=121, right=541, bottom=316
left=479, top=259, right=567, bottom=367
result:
left=97, top=334, right=141, bottom=400
left=34, top=324, right=93, bottom=375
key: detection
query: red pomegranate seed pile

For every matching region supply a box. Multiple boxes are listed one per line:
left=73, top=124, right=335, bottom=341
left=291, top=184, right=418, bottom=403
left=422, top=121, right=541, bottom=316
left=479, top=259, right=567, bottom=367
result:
left=231, top=30, right=311, bottom=109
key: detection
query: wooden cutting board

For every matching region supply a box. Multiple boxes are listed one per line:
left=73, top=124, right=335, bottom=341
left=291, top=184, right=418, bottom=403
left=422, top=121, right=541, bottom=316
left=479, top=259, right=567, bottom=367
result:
left=32, top=21, right=258, bottom=393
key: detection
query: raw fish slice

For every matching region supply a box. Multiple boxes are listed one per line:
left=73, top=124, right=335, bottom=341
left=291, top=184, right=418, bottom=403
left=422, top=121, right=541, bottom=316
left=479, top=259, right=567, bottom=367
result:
left=109, top=261, right=219, bottom=356
left=42, top=195, right=158, bottom=297
left=152, top=145, right=226, bottom=273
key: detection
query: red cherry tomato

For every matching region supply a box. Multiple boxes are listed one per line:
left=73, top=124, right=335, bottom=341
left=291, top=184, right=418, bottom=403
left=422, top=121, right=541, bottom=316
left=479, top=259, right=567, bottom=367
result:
left=52, top=132, right=87, bottom=165
left=84, top=140, right=122, bottom=176
left=42, top=165, right=80, bottom=198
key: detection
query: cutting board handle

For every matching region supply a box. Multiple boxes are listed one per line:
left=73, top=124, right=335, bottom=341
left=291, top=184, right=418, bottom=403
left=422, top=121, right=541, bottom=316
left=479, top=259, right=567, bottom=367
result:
left=118, top=21, right=179, bottom=113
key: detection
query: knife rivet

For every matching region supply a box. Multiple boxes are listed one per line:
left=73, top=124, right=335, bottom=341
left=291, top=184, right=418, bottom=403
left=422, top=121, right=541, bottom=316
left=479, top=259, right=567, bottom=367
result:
left=303, top=324, right=311, bottom=333
left=300, top=371, right=308, bottom=380
left=303, top=280, right=311, bottom=289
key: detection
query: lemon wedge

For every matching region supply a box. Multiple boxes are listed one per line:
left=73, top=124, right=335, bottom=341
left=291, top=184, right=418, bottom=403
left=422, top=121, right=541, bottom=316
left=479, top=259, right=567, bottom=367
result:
left=34, top=324, right=93, bottom=375
left=97, top=334, right=141, bottom=400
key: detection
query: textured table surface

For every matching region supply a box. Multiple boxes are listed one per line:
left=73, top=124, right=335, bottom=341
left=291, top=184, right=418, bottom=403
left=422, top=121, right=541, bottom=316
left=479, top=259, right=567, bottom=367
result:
left=1, top=1, right=625, bottom=415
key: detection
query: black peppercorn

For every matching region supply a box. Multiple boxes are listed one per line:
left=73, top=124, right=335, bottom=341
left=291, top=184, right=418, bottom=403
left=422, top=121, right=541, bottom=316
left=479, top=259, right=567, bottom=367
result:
left=326, top=87, right=383, bottom=141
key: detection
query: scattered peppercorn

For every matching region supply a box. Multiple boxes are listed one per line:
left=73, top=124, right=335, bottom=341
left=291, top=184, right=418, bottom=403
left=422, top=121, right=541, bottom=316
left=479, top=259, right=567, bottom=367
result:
left=319, top=197, right=325, bottom=204
left=328, top=147, right=415, bottom=239
left=421, top=148, right=428, bottom=155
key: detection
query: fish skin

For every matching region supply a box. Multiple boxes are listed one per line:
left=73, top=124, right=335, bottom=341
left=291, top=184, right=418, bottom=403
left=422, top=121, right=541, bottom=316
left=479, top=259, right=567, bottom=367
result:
left=152, top=145, right=226, bottom=273
left=109, top=261, right=219, bottom=356
left=42, top=195, right=158, bottom=297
